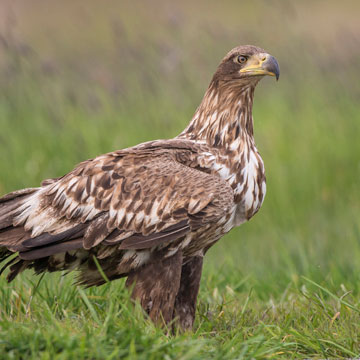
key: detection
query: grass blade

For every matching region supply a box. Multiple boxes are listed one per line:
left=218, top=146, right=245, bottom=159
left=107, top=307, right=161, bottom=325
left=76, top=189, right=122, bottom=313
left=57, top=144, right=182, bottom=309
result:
left=302, top=276, right=360, bottom=314
left=78, top=287, right=100, bottom=325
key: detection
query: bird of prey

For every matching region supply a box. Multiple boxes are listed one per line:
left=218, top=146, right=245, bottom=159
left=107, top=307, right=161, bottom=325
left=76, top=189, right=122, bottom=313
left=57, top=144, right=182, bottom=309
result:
left=0, top=45, right=279, bottom=330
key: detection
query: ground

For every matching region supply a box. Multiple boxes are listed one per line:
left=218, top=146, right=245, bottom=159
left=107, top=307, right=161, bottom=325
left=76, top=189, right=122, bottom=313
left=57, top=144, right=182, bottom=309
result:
left=1, top=269, right=360, bottom=359
left=0, top=0, right=360, bottom=358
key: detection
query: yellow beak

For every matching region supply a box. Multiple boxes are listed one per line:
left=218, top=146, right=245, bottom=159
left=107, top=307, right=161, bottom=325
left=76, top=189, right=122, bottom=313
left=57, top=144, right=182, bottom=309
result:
left=239, top=53, right=280, bottom=80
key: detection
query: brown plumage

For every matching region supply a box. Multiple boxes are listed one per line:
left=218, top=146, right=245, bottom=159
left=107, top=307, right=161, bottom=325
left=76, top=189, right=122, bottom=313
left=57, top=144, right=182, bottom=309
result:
left=0, top=45, right=279, bottom=329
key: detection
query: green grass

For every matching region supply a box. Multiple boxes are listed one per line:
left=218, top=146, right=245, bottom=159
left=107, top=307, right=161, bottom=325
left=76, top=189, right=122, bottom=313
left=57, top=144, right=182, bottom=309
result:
left=1, top=1, right=360, bottom=358
left=1, top=269, right=360, bottom=359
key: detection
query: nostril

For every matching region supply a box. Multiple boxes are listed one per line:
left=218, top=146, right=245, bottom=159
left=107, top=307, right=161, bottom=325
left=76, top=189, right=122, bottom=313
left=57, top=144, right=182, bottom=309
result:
left=261, top=56, right=267, bottom=62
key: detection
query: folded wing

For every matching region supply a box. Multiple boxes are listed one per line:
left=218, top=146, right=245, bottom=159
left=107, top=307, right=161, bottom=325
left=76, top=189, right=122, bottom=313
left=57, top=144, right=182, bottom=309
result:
left=0, top=145, right=233, bottom=263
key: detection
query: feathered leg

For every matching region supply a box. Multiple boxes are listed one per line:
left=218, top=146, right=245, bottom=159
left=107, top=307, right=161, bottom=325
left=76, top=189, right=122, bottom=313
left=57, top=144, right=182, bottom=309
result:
left=173, top=256, right=203, bottom=331
left=126, top=250, right=183, bottom=325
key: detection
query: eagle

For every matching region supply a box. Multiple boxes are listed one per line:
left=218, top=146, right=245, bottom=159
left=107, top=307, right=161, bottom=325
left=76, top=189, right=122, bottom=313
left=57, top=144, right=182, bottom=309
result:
left=0, top=45, right=279, bottom=330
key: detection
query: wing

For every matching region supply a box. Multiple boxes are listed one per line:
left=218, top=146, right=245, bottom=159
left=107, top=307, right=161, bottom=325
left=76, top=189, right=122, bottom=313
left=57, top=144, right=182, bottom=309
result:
left=5, top=144, right=233, bottom=260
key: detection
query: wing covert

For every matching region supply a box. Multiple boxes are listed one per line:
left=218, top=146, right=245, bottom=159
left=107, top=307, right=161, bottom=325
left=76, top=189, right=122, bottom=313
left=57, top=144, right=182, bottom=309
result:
left=13, top=146, right=234, bottom=255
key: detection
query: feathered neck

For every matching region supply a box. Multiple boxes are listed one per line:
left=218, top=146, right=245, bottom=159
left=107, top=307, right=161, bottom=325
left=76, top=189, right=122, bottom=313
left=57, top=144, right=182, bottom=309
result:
left=177, top=80, right=256, bottom=148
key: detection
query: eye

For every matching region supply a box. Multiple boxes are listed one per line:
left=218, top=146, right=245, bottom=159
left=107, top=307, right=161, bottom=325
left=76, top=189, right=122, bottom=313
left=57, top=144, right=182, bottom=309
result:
left=237, top=55, right=247, bottom=64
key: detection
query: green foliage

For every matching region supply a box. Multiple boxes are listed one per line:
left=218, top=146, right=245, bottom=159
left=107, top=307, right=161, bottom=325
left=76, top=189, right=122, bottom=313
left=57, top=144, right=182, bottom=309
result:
left=0, top=1, right=360, bottom=358
left=1, top=272, right=360, bottom=359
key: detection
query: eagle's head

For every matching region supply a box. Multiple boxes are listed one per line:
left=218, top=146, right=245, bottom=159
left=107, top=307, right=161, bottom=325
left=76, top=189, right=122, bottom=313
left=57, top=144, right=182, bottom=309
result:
left=212, top=45, right=280, bottom=86
left=178, top=45, right=280, bottom=141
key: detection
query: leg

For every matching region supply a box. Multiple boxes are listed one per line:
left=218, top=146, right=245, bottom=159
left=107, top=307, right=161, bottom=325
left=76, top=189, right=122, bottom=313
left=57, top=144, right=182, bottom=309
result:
left=126, top=250, right=183, bottom=325
left=173, top=256, right=203, bottom=331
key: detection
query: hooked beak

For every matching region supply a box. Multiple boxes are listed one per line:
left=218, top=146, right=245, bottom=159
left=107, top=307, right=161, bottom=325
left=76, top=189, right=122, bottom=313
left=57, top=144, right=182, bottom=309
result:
left=239, top=53, right=280, bottom=80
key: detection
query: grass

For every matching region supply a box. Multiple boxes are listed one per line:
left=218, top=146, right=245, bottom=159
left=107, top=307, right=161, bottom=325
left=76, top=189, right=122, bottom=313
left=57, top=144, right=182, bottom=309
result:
left=1, top=0, right=360, bottom=358
left=1, top=270, right=360, bottom=359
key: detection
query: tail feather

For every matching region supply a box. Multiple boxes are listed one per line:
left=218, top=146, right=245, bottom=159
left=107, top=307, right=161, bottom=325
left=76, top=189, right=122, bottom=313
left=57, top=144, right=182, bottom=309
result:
left=0, top=188, right=38, bottom=204
left=0, top=188, right=37, bottom=251
left=0, top=187, right=131, bottom=285
left=19, top=238, right=84, bottom=261
left=0, top=187, right=92, bottom=282
left=0, top=227, right=31, bottom=251
left=6, top=260, right=29, bottom=282
left=0, top=188, right=38, bottom=230
left=0, top=188, right=40, bottom=281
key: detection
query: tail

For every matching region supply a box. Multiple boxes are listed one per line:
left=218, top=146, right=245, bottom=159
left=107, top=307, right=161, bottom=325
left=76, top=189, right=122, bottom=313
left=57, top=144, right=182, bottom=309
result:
left=0, top=186, right=103, bottom=284
left=0, top=188, right=39, bottom=280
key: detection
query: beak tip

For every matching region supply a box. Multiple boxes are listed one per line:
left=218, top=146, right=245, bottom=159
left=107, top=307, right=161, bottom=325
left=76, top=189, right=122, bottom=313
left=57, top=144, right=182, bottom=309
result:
left=266, top=55, right=280, bottom=81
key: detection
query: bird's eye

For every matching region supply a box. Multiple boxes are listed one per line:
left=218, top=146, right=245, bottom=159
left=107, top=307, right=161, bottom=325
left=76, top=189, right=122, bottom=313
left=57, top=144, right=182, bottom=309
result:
left=237, top=55, right=247, bottom=64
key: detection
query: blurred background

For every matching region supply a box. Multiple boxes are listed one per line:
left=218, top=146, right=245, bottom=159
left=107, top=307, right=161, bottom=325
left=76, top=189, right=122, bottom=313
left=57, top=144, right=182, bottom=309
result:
left=0, top=0, right=359, bottom=295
